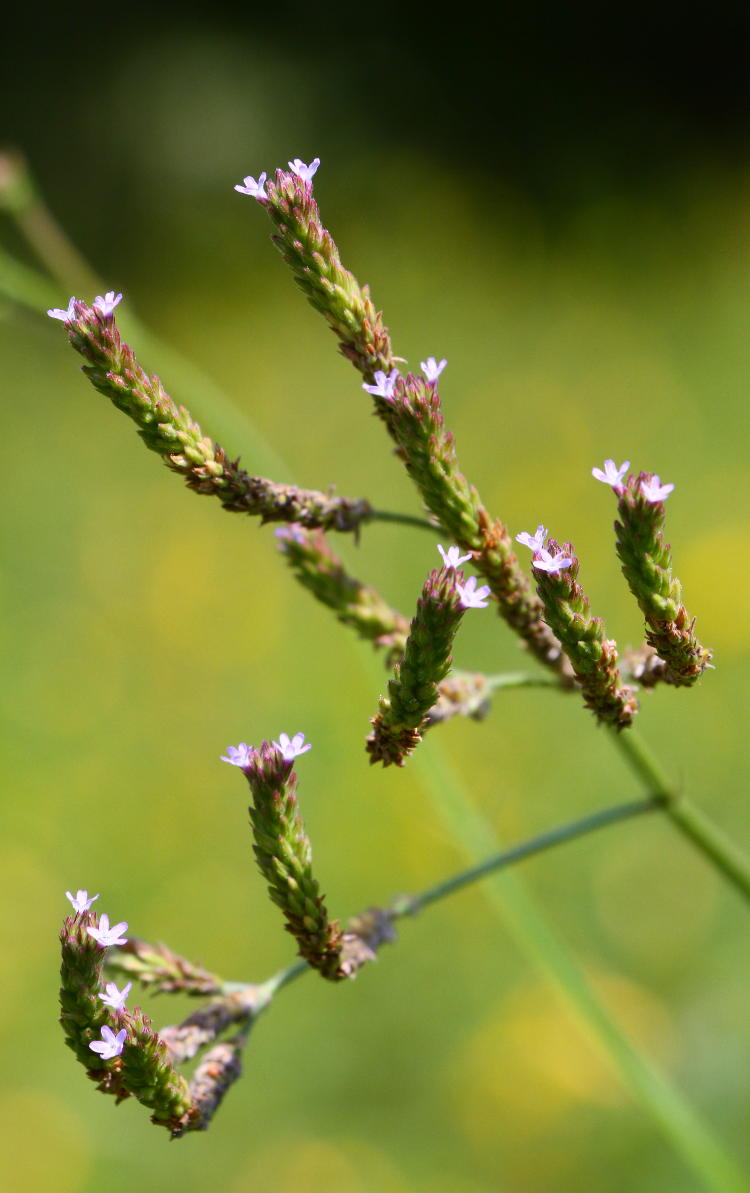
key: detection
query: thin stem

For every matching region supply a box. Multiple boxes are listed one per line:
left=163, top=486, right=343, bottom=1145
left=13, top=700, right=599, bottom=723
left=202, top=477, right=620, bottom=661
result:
left=392, top=797, right=660, bottom=916
left=484, top=670, right=561, bottom=691
left=612, top=729, right=750, bottom=903
left=366, top=508, right=437, bottom=533
left=254, top=799, right=661, bottom=1005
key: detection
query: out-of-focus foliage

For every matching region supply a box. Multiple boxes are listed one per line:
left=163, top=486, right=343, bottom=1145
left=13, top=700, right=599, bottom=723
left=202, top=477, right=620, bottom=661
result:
left=2, top=17, right=750, bottom=1193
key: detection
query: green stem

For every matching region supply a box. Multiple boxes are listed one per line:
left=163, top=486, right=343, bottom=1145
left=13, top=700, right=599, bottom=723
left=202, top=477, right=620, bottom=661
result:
left=392, top=797, right=660, bottom=916
left=484, top=670, right=561, bottom=691
left=612, top=729, right=750, bottom=903
left=247, top=798, right=661, bottom=1009
left=367, top=508, right=437, bottom=533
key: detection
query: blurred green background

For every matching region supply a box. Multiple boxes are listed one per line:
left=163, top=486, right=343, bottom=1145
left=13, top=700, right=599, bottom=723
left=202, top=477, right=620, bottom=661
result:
left=2, top=6, right=750, bottom=1191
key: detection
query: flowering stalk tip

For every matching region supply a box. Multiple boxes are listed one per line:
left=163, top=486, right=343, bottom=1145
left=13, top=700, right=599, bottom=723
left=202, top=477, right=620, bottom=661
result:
left=367, top=565, right=471, bottom=766
left=530, top=538, right=638, bottom=728
left=225, top=741, right=349, bottom=980
left=613, top=472, right=710, bottom=685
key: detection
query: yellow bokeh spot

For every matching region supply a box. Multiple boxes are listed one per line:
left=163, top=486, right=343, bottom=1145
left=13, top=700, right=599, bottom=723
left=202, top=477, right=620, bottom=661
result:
left=680, top=523, right=750, bottom=653
left=448, top=969, right=677, bottom=1148
left=0, top=1089, right=90, bottom=1193
left=230, top=1135, right=412, bottom=1193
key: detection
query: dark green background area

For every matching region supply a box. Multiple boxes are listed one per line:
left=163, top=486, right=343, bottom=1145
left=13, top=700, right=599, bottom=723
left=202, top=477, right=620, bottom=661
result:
left=2, top=8, right=750, bottom=1192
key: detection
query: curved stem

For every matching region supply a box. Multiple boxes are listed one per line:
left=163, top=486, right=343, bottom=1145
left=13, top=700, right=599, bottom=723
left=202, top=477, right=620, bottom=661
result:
left=366, top=508, right=437, bottom=533
left=612, top=729, right=750, bottom=903
left=391, top=796, right=660, bottom=917
left=253, top=797, right=662, bottom=1001
left=484, top=670, right=561, bottom=691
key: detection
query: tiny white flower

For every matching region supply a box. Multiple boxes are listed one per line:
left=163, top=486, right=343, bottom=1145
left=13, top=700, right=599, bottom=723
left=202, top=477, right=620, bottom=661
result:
left=437, top=544, right=472, bottom=569
left=89, top=1025, right=127, bottom=1060
left=288, top=157, right=320, bottom=184
left=515, top=525, right=548, bottom=554
left=66, top=889, right=99, bottom=914
left=592, top=459, right=630, bottom=489
left=456, top=576, right=492, bottom=609
left=362, top=369, right=400, bottom=399
left=273, top=732, right=312, bottom=761
left=640, top=474, right=675, bottom=503
left=234, top=172, right=268, bottom=200
left=421, top=357, right=447, bottom=383
left=93, top=291, right=123, bottom=318
left=98, top=980, right=132, bottom=1011
left=532, top=548, right=574, bottom=575
left=221, top=743, right=254, bottom=768
left=47, top=297, right=77, bottom=322
left=87, top=914, right=128, bottom=948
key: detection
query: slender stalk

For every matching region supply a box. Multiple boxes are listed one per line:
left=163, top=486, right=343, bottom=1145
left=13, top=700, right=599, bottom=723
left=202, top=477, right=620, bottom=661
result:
left=255, top=771, right=750, bottom=1193
left=366, top=508, right=437, bottom=533
left=392, top=797, right=660, bottom=916
left=484, top=670, right=561, bottom=691
left=612, top=729, right=750, bottom=903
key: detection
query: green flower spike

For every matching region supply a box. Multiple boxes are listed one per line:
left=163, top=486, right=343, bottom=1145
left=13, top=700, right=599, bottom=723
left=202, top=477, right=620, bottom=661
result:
left=59, top=901, right=195, bottom=1132
left=222, top=736, right=352, bottom=980
left=275, top=524, right=410, bottom=664
left=53, top=298, right=371, bottom=533
left=367, top=555, right=492, bottom=766
left=607, top=467, right=712, bottom=686
left=527, top=535, right=638, bottom=729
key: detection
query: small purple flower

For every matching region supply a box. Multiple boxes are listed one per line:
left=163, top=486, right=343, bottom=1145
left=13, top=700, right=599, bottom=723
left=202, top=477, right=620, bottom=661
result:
left=532, top=548, right=574, bottom=575
left=87, top=914, right=128, bottom=948
left=437, top=544, right=472, bottom=569
left=456, top=576, right=492, bottom=609
left=47, top=297, right=77, bottom=322
left=98, top=980, right=132, bottom=1011
left=274, top=525, right=307, bottom=546
left=362, top=369, right=400, bottom=399
left=89, top=1025, right=127, bottom=1061
left=66, top=889, right=99, bottom=914
left=221, top=743, right=254, bottom=769
left=273, top=732, right=312, bottom=761
left=93, top=291, right=123, bottom=318
left=640, top=474, right=675, bottom=503
left=288, top=157, right=320, bottom=184
left=421, top=357, right=447, bottom=383
left=234, top=172, right=268, bottom=200
left=592, top=459, right=630, bottom=489
left=515, top=525, right=548, bottom=554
